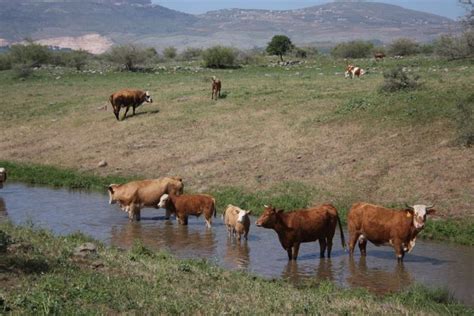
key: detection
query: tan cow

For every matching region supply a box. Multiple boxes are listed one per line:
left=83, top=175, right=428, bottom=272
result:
left=158, top=193, right=216, bottom=228
left=211, top=76, right=221, bottom=100
left=256, top=204, right=346, bottom=260
left=108, top=177, right=183, bottom=221
left=0, top=167, right=6, bottom=189
left=223, top=204, right=252, bottom=241
left=109, top=89, right=153, bottom=121
left=347, top=202, right=436, bottom=261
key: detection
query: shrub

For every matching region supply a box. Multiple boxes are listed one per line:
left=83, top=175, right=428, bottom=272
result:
left=9, top=42, right=52, bottom=67
left=163, top=46, right=177, bottom=59
left=331, top=40, right=374, bottom=59
left=0, top=53, right=12, bottom=71
left=455, top=94, right=474, bottom=147
left=236, top=49, right=265, bottom=65
left=378, top=66, right=421, bottom=93
left=202, top=46, right=238, bottom=68
left=388, top=38, right=419, bottom=56
left=179, top=47, right=202, bottom=61
left=419, top=43, right=434, bottom=55
left=434, top=31, right=474, bottom=60
left=12, top=63, right=34, bottom=79
left=266, top=35, right=294, bottom=61
left=65, top=50, right=90, bottom=70
left=105, top=44, right=151, bottom=71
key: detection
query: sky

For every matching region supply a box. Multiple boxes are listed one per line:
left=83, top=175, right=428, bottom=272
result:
left=153, top=0, right=468, bottom=20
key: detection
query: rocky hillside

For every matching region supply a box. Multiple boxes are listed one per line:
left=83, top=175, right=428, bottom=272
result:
left=0, top=0, right=461, bottom=52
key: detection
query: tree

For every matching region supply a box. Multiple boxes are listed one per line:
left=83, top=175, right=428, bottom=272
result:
left=202, top=46, right=238, bottom=68
left=331, top=40, right=373, bottom=58
left=106, top=44, right=150, bottom=71
left=388, top=38, right=419, bottom=56
left=266, top=35, right=294, bottom=61
left=163, top=46, right=177, bottom=59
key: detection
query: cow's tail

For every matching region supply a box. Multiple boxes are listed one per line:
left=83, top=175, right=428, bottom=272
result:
left=336, top=211, right=346, bottom=251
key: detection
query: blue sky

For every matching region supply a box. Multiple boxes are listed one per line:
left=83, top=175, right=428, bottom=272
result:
left=153, top=0, right=468, bottom=20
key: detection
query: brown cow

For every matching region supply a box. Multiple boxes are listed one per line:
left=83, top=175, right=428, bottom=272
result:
left=374, top=52, right=386, bottom=60
left=347, top=202, right=436, bottom=262
left=211, top=76, right=221, bottom=100
left=345, top=64, right=365, bottom=79
left=109, top=89, right=153, bottom=121
left=158, top=193, right=217, bottom=228
left=108, top=177, right=183, bottom=221
left=255, top=204, right=346, bottom=260
left=0, top=167, right=6, bottom=189
left=223, top=204, right=252, bottom=241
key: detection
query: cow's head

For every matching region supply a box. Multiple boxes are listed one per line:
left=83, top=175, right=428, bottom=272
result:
left=256, top=205, right=283, bottom=228
left=0, top=167, right=6, bottom=182
left=237, top=209, right=252, bottom=223
left=145, top=91, right=153, bottom=103
left=405, top=204, right=436, bottom=230
left=107, top=184, right=119, bottom=204
left=166, top=177, right=184, bottom=196
left=157, top=194, right=170, bottom=209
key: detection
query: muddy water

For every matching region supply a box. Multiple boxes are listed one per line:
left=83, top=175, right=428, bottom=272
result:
left=1, top=183, right=473, bottom=306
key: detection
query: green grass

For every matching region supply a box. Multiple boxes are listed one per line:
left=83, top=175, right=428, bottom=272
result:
left=2, top=160, right=473, bottom=246
left=0, top=222, right=471, bottom=314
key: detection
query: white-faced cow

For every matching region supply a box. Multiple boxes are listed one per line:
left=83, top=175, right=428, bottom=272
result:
left=345, top=64, right=365, bottom=79
left=0, top=168, right=6, bottom=189
left=158, top=193, right=217, bottom=228
left=108, top=177, right=183, bottom=221
left=109, top=89, right=153, bottom=121
left=347, top=202, right=436, bottom=262
left=256, top=204, right=346, bottom=260
left=223, top=204, right=252, bottom=241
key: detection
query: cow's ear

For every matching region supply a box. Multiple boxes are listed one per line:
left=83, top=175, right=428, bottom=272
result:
left=427, top=208, right=436, bottom=215
left=405, top=208, right=414, bottom=218
left=246, top=210, right=252, bottom=215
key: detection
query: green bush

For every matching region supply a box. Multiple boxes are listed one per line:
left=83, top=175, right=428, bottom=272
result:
left=434, top=31, right=474, bottom=60
left=378, top=66, right=421, bottom=93
left=388, top=38, right=420, bottom=56
left=0, top=53, right=12, bottom=71
left=163, top=46, right=177, bottom=59
left=12, top=63, right=34, bottom=79
left=202, top=46, right=238, bottom=68
left=105, top=44, right=152, bottom=71
left=455, top=94, right=474, bottom=147
left=331, top=40, right=374, bottom=59
left=179, top=47, right=202, bottom=61
left=9, top=43, right=52, bottom=67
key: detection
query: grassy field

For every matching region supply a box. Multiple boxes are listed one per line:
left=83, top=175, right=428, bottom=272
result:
left=0, top=222, right=472, bottom=314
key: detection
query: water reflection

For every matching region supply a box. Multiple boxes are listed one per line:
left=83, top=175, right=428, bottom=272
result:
left=347, top=256, right=413, bottom=294
left=0, top=198, right=7, bottom=220
left=223, top=239, right=250, bottom=270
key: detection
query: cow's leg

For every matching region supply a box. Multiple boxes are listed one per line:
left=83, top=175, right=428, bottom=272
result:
left=292, top=243, right=300, bottom=260
left=393, top=240, right=405, bottom=262
left=205, top=217, right=212, bottom=229
left=358, top=236, right=367, bottom=256
left=326, top=237, right=333, bottom=258
left=114, top=108, right=120, bottom=121
left=132, top=105, right=136, bottom=116
left=319, top=239, right=327, bottom=258
left=123, top=105, right=131, bottom=120
left=286, top=247, right=293, bottom=260
left=165, top=209, right=171, bottom=220
left=348, top=233, right=359, bottom=256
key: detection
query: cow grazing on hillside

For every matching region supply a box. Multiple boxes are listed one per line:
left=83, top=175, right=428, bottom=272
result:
left=211, top=76, right=221, bottom=100
left=158, top=193, right=217, bottom=228
left=223, top=204, right=252, bottom=241
left=347, top=202, right=436, bottom=261
left=345, top=64, right=366, bottom=79
left=108, top=177, right=183, bottom=221
left=0, top=168, right=6, bottom=189
left=256, top=204, right=346, bottom=260
left=374, top=52, right=386, bottom=60
left=109, top=89, right=153, bottom=121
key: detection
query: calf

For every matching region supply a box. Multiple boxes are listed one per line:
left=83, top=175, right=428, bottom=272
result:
left=0, top=168, right=6, bottom=189
left=158, top=193, right=216, bottom=228
left=256, top=204, right=346, bottom=260
left=348, top=202, right=436, bottom=261
left=211, top=76, right=221, bottom=100
left=223, top=204, right=251, bottom=241
left=109, top=89, right=153, bottom=121
left=345, top=64, right=365, bottom=79
left=108, top=177, right=183, bottom=221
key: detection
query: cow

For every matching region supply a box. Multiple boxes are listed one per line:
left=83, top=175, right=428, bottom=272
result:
left=211, top=76, right=221, bottom=100
left=347, top=202, right=436, bottom=262
left=255, top=204, right=346, bottom=260
left=108, top=177, right=183, bottom=221
left=0, top=167, right=6, bottom=189
left=109, top=89, right=153, bottom=121
left=374, top=52, right=386, bottom=60
left=223, top=204, right=252, bottom=241
left=158, top=193, right=217, bottom=228
left=345, top=64, right=365, bottom=79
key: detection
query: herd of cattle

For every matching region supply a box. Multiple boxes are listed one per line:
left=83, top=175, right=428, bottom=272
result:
left=106, top=176, right=436, bottom=262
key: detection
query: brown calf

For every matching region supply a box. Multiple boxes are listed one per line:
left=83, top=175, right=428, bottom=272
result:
left=374, top=52, right=386, bottom=60
left=348, top=202, right=436, bottom=261
left=108, top=177, right=183, bottom=221
left=256, top=204, right=346, bottom=260
left=158, top=193, right=217, bottom=228
left=211, top=76, right=221, bottom=100
left=109, top=89, right=153, bottom=121
left=223, top=204, right=251, bottom=241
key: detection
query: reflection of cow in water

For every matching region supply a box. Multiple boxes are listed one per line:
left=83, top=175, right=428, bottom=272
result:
left=0, top=198, right=6, bottom=219
left=282, top=259, right=335, bottom=284
left=223, top=238, right=250, bottom=270
left=347, top=256, right=412, bottom=294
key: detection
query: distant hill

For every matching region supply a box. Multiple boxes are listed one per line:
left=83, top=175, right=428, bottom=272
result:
left=0, top=0, right=461, bottom=53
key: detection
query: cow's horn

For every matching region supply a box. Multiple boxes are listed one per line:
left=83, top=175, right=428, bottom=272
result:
left=405, top=203, right=414, bottom=211
left=425, top=204, right=434, bottom=210
left=263, top=204, right=269, bottom=208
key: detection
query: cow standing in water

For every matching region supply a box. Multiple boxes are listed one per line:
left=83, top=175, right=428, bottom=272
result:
left=211, top=76, right=221, bottom=100
left=256, top=204, right=346, bottom=260
left=0, top=168, right=6, bottom=189
left=109, top=89, right=153, bottom=121
left=347, top=202, right=436, bottom=262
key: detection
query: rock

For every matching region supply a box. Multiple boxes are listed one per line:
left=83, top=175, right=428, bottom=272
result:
left=73, top=242, right=97, bottom=258
left=97, top=160, right=107, bottom=168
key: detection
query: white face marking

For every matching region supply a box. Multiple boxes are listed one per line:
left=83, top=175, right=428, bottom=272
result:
left=412, top=204, right=428, bottom=229
left=237, top=209, right=248, bottom=223
left=158, top=194, right=169, bottom=208
left=344, top=71, right=351, bottom=78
